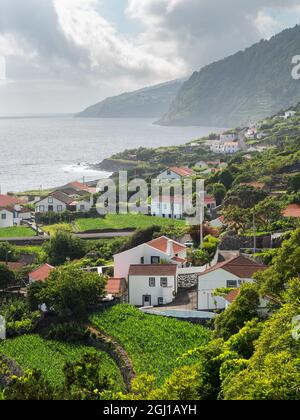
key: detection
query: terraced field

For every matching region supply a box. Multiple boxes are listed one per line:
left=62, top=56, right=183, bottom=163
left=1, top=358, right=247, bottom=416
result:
left=91, top=304, right=211, bottom=385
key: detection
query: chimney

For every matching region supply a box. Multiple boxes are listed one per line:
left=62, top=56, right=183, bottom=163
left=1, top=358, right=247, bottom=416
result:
left=167, top=239, right=174, bottom=256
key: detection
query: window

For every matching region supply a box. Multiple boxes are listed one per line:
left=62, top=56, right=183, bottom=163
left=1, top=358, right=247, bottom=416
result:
left=80, top=204, right=85, bottom=211
left=167, top=169, right=171, bottom=176
left=227, top=280, right=238, bottom=288
left=141, top=257, right=144, bottom=264
left=1, top=213, right=6, bottom=220
left=149, top=277, right=156, bottom=287
left=57, top=205, right=63, bottom=212
left=151, top=256, right=160, bottom=264
left=160, top=277, right=168, bottom=287
left=158, top=297, right=164, bottom=305
left=48, top=197, right=53, bottom=204
left=39, top=205, right=45, bottom=212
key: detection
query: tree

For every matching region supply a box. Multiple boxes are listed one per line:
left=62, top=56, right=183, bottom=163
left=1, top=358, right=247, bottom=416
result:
left=44, top=231, right=86, bottom=265
left=212, top=183, right=226, bottom=206
left=224, top=185, right=267, bottom=209
left=119, top=225, right=161, bottom=253
left=214, top=283, right=260, bottom=341
left=218, top=170, right=234, bottom=190
left=0, top=263, right=15, bottom=290
left=288, top=173, right=300, bottom=192
left=36, top=265, right=106, bottom=315
left=4, top=370, right=56, bottom=401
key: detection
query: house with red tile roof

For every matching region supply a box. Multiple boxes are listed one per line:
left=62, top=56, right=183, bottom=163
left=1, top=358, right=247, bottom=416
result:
left=29, top=264, right=55, bottom=284
left=128, top=264, right=178, bottom=307
left=105, top=278, right=127, bottom=301
left=197, top=256, right=266, bottom=311
left=0, top=195, right=32, bottom=228
left=113, top=236, right=187, bottom=279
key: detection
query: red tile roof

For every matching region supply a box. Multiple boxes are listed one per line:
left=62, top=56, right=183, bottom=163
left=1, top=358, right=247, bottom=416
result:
left=282, top=204, right=300, bottom=218
left=171, top=256, right=187, bottom=264
left=147, top=236, right=186, bottom=254
left=29, top=264, right=55, bottom=282
left=0, top=194, right=23, bottom=209
left=198, top=256, right=266, bottom=279
left=128, top=264, right=177, bottom=276
left=66, top=182, right=95, bottom=194
left=204, top=195, right=216, bottom=205
left=224, top=288, right=240, bottom=303
left=169, top=167, right=195, bottom=177
left=0, top=262, right=26, bottom=271
left=105, top=278, right=126, bottom=295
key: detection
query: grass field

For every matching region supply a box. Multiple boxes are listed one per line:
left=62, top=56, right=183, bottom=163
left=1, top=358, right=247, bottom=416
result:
left=91, top=304, right=211, bottom=386
left=75, top=214, right=186, bottom=232
left=0, top=226, right=35, bottom=238
left=0, top=334, right=124, bottom=389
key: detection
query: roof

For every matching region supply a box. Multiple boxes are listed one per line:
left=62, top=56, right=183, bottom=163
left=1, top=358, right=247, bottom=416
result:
left=29, top=264, right=55, bottom=282
left=128, top=264, right=177, bottom=276
left=64, top=181, right=95, bottom=194
left=282, top=204, right=300, bottom=218
left=0, top=262, right=26, bottom=271
left=198, top=256, right=267, bottom=279
left=168, top=167, right=195, bottom=177
left=204, top=195, right=216, bottom=205
left=105, top=278, right=126, bottom=295
left=0, top=194, right=23, bottom=209
left=59, top=187, right=87, bottom=197
left=147, top=236, right=186, bottom=254
left=50, top=191, right=74, bottom=205
left=224, top=288, right=240, bottom=303
left=171, top=256, right=187, bottom=264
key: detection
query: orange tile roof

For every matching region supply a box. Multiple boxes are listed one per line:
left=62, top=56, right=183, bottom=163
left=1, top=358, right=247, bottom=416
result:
left=29, top=264, right=55, bottom=282
left=105, top=278, right=126, bottom=295
left=282, top=204, right=300, bottom=218
left=169, top=167, right=195, bottom=177
left=171, top=256, right=187, bottom=263
left=204, top=195, right=216, bottom=205
left=198, top=256, right=266, bottom=279
left=128, top=264, right=177, bottom=276
left=147, top=236, right=186, bottom=254
left=0, top=194, right=23, bottom=209
left=224, top=288, right=240, bottom=303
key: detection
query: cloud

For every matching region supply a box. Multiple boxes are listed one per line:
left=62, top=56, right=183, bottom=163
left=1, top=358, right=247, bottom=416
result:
left=1, top=0, right=300, bottom=113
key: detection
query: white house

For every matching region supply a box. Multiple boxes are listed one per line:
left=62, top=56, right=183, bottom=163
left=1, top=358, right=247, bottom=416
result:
left=35, top=191, right=93, bottom=213
left=0, top=195, right=31, bottom=228
left=220, top=133, right=238, bottom=142
left=157, top=167, right=195, bottom=181
left=151, top=195, right=183, bottom=219
left=197, top=256, right=266, bottom=311
left=283, top=110, right=296, bottom=119
left=128, top=264, right=178, bottom=307
left=114, top=236, right=187, bottom=279
left=245, top=127, right=257, bottom=139
left=223, top=142, right=240, bottom=154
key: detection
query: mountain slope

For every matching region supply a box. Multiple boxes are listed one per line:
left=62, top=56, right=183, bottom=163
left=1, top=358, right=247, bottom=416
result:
left=76, top=79, right=184, bottom=119
left=158, top=25, right=300, bottom=127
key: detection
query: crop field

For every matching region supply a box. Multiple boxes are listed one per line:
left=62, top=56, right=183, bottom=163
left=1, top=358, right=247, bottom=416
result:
left=91, top=304, right=212, bottom=385
left=0, top=334, right=124, bottom=389
left=0, top=227, right=35, bottom=238
left=75, top=214, right=186, bottom=232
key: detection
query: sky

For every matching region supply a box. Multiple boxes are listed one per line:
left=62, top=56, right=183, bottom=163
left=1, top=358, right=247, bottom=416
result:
left=1, top=0, right=300, bottom=115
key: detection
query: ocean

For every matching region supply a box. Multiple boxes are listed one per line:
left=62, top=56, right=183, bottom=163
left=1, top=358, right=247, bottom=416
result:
left=0, top=116, right=223, bottom=193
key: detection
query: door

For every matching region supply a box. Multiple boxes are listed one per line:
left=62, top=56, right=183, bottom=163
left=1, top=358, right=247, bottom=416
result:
left=142, top=295, right=151, bottom=306
left=48, top=205, right=54, bottom=212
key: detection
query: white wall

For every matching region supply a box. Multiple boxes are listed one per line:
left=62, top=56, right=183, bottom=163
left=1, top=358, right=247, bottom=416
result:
left=198, top=268, right=254, bottom=310
left=0, top=209, right=13, bottom=227
left=129, top=274, right=176, bottom=306
left=151, top=201, right=182, bottom=218
left=114, top=242, right=187, bottom=278
left=36, top=197, right=67, bottom=213
left=157, top=170, right=182, bottom=181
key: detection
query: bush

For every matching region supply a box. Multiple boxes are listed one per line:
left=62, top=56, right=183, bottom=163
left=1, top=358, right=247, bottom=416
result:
left=43, top=231, right=86, bottom=265
left=45, top=323, right=89, bottom=343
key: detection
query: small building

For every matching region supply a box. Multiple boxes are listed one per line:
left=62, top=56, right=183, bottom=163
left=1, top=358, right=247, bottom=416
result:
left=223, top=142, right=240, bottom=154
left=220, top=133, right=238, bottom=142
left=283, top=111, right=296, bottom=119
left=0, top=195, right=31, bottom=228
left=128, top=264, right=177, bottom=307
left=204, top=195, right=217, bottom=211
left=157, top=167, right=195, bottom=181
left=35, top=191, right=92, bottom=213
left=197, top=256, right=266, bottom=311
left=29, top=264, right=55, bottom=284
left=105, top=278, right=127, bottom=302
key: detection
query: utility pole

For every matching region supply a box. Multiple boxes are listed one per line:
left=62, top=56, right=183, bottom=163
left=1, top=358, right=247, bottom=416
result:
left=253, top=211, right=257, bottom=254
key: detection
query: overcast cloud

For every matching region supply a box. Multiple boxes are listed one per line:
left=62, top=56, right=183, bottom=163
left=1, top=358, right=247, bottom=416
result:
left=0, top=0, right=300, bottom=114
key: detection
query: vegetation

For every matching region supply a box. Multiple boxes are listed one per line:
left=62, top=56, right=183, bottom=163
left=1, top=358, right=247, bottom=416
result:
left=90, top=304, right=211, bottom=386
left=0, top=227, right=35, bottom=238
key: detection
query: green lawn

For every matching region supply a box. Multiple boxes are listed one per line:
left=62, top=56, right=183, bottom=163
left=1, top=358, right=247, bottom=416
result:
left=0, top=334, right=124, bottom=389
left=76, top=214, right=186, bottom=232
left=91, top=304, right=211, bottom=386
left=0, top=226, right=35, bottom=238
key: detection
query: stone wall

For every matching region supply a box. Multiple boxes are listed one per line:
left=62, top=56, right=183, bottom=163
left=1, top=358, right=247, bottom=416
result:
left=178, top=273, right=198, bottom=288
